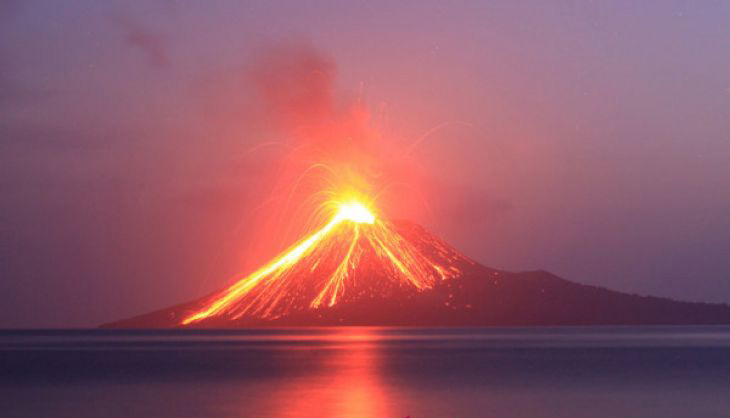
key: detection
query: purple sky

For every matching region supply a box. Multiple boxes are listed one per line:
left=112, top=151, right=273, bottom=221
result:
left=2, top=1, right=729, bottom=327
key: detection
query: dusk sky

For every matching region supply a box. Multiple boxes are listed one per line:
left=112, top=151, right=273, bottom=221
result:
left=2, top=0, right=729, bottom=327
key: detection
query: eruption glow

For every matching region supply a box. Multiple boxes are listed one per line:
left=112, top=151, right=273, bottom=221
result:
left=334, top=201, right=375, bottom=224
left=181, top=194, right=464, bottom=325
left=179, top=45, right=468, bottom=326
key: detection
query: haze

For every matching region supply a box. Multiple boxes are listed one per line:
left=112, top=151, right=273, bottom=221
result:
left=1, top=1, right=729, bottom=327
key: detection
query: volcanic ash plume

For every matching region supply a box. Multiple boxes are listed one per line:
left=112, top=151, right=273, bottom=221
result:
left=181, top=44, right=460, bottom=325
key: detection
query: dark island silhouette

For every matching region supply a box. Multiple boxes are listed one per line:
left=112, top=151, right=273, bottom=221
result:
left=104, top=220, right=730, bottom=328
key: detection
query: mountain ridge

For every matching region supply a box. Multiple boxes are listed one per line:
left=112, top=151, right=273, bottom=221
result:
left=103, top=220, right=730, bottom=328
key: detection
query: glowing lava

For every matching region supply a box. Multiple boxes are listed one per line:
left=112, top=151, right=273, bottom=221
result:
left=181, top=198, right=465, bottom=325
left=334, top=201, right=375, bottom=224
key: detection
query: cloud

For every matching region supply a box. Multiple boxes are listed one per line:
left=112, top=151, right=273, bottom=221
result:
left=111, top=14, right=170, bottom=68
left=249, top=43, right=337, bottom=131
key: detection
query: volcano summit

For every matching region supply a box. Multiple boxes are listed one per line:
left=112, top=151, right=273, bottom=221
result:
left=105, top=204, right=730, bottom=328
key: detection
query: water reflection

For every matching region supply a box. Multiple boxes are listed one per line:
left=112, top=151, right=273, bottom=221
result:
left=3, top=327, right=730, bottom=418
left=265, top=328, right=391, bottom=417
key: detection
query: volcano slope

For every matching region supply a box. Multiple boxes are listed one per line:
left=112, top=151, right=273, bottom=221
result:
left=104, top=220, right=730, bottom=328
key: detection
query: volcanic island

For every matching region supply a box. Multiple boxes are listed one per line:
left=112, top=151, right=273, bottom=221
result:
left=105, top=200, right=730, bottom=328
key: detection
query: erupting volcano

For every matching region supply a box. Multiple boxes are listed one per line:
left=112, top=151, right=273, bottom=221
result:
left=180, top=199, right=468, bottom=326
left=103, top=47, right=730, bottom=328
left=188, top=203, right=460, bottom=324
left=106, top=198, right=730, bottom=328
left=181, top=200, right=468, bottom=325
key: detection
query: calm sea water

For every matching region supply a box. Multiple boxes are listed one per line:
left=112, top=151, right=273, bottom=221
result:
left=1, top=326, right=730, bottom=417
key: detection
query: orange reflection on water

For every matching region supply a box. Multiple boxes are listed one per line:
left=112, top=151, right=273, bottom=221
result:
left=265, top=328, right=392, bottom=418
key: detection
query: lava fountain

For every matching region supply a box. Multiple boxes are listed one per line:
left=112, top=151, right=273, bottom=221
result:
left=175, top=45, right=471, bottom=326
left=182, top=195, right=466, bottom=325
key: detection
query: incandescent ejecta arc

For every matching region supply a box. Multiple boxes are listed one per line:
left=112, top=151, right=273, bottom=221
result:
left=182, top=200, right=467, bottom=325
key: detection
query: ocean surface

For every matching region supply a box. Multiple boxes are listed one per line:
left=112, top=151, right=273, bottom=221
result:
left=1, top=326, right=730, bottom=418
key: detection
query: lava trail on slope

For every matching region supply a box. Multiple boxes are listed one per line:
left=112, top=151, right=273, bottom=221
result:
left=182, top=202, right=473, bottom=325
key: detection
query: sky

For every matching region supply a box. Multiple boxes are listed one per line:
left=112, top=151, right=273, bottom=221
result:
left=1, top=0, right=729, bottom=327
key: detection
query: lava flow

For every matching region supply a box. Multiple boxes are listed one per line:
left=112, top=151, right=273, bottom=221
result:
left=181, top=198, right=466, bottom=325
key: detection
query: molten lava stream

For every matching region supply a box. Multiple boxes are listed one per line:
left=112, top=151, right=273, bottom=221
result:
left=181, top=200, right=461, bottom=325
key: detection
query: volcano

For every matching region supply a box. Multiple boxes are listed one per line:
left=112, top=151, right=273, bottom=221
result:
left=104, top=207, right=730, bottom=328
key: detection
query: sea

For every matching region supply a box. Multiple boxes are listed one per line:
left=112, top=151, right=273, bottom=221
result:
left=1, top=326, right=729, bottom=417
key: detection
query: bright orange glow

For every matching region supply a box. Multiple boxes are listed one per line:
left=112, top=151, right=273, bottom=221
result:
left=334, top=201, right=375, bottom=224
left=181, top=194, right=465, bottom=325
left=267, top=328, right=390, bottom=417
